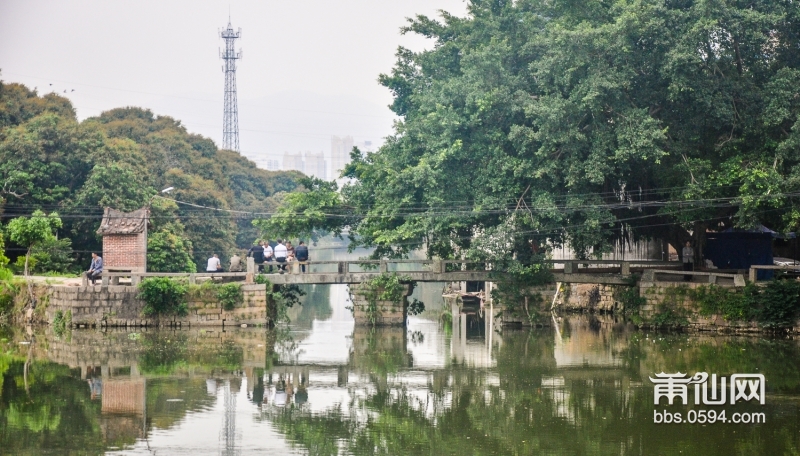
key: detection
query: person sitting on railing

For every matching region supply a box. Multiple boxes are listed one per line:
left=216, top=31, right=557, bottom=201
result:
left=274, top=240, right=288, bottom=273
left=229, top=252, right=243, bottom=272
left=264, top=240, right=274, bottom=273
left=286, top=241, right=295, bottom=261
left=295, top=241, right=309, bottom=273
left=85, top=252, right=103, bottom=285
left=207, top=253, right=223, bottom=272
left=682, top=241, right=695, bottom=281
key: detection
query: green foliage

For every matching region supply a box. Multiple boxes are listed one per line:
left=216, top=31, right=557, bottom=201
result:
left=0, top=232, right=14, bottom=321
left=757, top=279, right=800, bottom=327
left=408, top=298, right=425, bottom=316
left=254, top=274, right=307, bottom=324
left=0, top=354, right=111, bottom=454
left=690, top=280, right=800, bottom=328
left=253, top=177, right=346, bottom=240
left=613, top=279, right=647, bottom=317
left=217, top=283, right=243, bottom=311
left=0, top=85, right=301, bottom=269
left=0, top=230, right=9, bottom=269
left=0, top=278, right=16, bottom=322
left=271, top=284, right=306, bottom=310
left=361, top=272, right=411, bottom=303
left=257, top=274, right=306, bottom=308
left=260, top=0, right=800, bottom=260
left=51, top=309, right=72, bottom=337
left=30, top=236, right=74, bottom=274
left=137, top=277, right=188, bottom=317
left=147, top=222, right=197, bottom=273
left=651, top=307, right=689, bottom=328
left=354, top=273, right=415, bottom=326
left=254, top=273, right=272, bottom=286
left=6, top=210, right=62, bottom=275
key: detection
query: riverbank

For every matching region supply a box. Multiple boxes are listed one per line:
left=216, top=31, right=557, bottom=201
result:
left=0, top=277, right=275, bottom=328
left=550, top=279, right=800, bottom=334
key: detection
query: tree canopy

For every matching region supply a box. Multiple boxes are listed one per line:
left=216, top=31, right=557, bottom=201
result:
left=261, top=0, right=800, bottom=260
left=0, top=78, right=302, bottom=270
left=6, top=210, right=62, bottom=276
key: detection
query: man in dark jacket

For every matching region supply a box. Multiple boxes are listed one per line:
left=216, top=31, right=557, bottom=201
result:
left=295, top=241, right=309, bottom=273
left=248, top=241, right=265, bottom=272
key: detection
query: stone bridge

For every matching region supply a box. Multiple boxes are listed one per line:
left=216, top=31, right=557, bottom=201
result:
left=252, top=259, right=679, bottom=286
left=67, top=259, right=682, bottom=328
left=98, top=259, right=678, bottom=287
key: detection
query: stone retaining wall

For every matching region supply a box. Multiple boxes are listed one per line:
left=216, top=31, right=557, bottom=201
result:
left=557, top=283, right=622, bottom=313
left=639, top=281, right=800, bottom=333
left=47, top=284, right=271, bottom=328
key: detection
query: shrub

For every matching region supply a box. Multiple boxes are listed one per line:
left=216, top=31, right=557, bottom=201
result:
left=137, top=277, right=188, bottom=317
left=354, top=272, right=418, bottom=326
left=691, top=284, right=756, bottom=321
left=255, top=274, right=306, bottom=323
left=688, top=279, right=800, bottom=328
left=613, top=278, right=647, bottom=315
left=757, top=279, right=800, bottom=328
left=217, top=283, right=243, bottom=311
left=30, top=237, right=74, bottom=274
left=52, top=309, right=72, bottom=337
left=0, top=269, right=19, bottom=322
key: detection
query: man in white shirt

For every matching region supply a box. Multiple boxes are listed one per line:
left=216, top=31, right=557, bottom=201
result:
left=263, top=241, right=274, bottom=273
left=206, top=253, right=222, bottom=272
left=273, top=240, right=288, bottom=273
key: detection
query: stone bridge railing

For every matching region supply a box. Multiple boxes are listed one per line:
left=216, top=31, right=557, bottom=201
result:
left=95, top=258, right=681, bottom=287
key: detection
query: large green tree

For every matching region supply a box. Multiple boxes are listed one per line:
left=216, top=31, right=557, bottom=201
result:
left=260, top=0, right=800, bottom=261
left=6, top=210, right=62, bottom=276
left=0, top=79, right=302, bottom=271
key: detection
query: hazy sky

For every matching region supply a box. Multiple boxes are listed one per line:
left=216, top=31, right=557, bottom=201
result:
left=0, top=0, right=467, bottom=164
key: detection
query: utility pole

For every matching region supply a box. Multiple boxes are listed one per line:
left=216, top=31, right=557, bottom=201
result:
left=220, top=19, right=241, bottom=152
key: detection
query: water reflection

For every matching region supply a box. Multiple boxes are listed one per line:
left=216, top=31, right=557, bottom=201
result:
left=1, top=290, right=799, bottom=455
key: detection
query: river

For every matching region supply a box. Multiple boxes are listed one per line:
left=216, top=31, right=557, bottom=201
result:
left=1, top=283, right=799, bottom=455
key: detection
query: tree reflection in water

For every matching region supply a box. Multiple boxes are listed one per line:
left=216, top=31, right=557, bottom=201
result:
left=0, top=316, right=799, bottom=454
left=264, top=317, right=800, bottom=456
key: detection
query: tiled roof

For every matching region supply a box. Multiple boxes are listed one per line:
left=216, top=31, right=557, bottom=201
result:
left=97, top=207, right=149, bottom=235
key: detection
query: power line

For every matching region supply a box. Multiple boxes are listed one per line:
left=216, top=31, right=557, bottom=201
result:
left=3, top=191, right=798, bottom=222
left=0, top=183, right=760, bottom=213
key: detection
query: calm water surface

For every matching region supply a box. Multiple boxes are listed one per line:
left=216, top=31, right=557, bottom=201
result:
left=1, top=284, right=799, bottom=455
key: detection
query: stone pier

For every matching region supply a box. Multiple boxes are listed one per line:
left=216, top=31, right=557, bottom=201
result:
left=349, top=282, right=414, bottom=326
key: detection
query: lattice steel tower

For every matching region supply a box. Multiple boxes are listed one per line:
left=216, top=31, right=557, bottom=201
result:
left=220, top=20, right=242, bottom=152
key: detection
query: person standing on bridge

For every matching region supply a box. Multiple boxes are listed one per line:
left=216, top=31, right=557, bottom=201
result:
left=295, top=241, right=309, bottom=273
left=682, top=241, right=695, bottom=281
left=274, top=239, right=288, bottom=273
left=248, top=241, right=265, bottom=272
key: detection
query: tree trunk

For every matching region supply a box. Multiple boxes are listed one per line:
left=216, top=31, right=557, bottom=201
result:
left=24, top=246, right=31, bottom=276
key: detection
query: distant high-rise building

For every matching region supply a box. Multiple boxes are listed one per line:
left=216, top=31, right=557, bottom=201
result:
left=265, top=159, right=281, bottom=171
left=305, top=151, right=327, bottom=179
left=330, top=135, right=354, bottom=180
left=283, top=151, right=304, bottom=173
